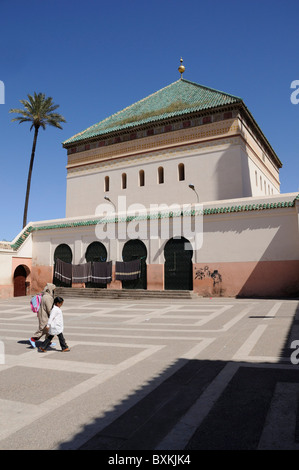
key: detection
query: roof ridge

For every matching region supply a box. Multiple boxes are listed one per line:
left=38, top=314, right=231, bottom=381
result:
left=181, top=78, right=243, bottom=101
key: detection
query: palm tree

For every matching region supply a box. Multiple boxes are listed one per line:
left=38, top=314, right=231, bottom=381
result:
left=10, top=92, right=66, bottom=228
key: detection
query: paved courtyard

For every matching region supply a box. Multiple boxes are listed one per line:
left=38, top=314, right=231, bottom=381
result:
left=0, top=294, right=299, bottom=450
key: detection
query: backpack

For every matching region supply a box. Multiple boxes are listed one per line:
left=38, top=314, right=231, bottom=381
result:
left=30, top=294, right=42, bottom=315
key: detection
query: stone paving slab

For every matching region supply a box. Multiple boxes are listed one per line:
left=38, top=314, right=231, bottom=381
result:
left=0, top=295, right=299, bottom=451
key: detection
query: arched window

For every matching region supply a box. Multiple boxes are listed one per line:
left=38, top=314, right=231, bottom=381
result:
left=158, top=166, right=164, bottom=184
left=255, top=171, right=258, bottom=186
left=178, top=163, right=185, bottom=181
left=85, top=241, right=108, bottom=288
left=54, top=244, right=73, bottom=263
left=53, top=244, right=73, bottom=287
left=122, top=173, right=127, bottom=189
left=139, top=170, right=145, bottom=187
left=104, top=176, right=109, bottom=192
left=85, top=241, right=107, bottom=263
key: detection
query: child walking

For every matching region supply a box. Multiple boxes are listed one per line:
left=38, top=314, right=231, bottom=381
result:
left=38, top=296, right=70, bottom=352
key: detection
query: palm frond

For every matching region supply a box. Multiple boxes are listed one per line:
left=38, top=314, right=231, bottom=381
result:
left=9, top=107, right=29, bottom=115
left=11, top=117, right=33, bottom=124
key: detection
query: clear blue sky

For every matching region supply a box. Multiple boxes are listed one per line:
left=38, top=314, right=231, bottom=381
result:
left=0, top=0, right=298, bottom=241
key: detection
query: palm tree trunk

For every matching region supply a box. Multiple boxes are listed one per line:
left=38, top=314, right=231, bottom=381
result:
left=23, top=125, right=39, bottom=228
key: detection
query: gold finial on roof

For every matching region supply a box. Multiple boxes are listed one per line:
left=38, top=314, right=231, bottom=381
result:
left=178, top=57, right=185, bottom=79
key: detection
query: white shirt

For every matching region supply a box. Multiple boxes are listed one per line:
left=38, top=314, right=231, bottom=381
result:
left=47, top=305, right=64, bottom=335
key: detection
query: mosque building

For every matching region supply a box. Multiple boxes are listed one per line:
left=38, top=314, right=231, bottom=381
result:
left=1, top=60, right=298, bottom=298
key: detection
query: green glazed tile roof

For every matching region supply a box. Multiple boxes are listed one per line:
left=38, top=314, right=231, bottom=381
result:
left=63, top=79, right=242, bottom=146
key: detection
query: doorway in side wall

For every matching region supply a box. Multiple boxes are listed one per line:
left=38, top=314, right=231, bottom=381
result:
left=85, top=241, right=108, bottom=288
left=13, top=265, right=30, bottom=297
left=122, top=239, right=147, bottom=289
left=164, top=237, right=193, bottom=290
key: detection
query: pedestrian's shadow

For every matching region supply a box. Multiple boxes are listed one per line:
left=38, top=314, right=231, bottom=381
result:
left=17, top=339, right=58, bottom=351
left=17, top=339, right=33, bottom=350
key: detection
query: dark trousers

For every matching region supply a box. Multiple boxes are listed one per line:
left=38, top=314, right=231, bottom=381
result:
left=42, top=332, right=68, bottom=350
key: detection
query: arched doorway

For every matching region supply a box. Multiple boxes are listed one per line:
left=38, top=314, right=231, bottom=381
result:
left=122, top=240, right=147, bottom=289
left=85, top=241, right=108, bottom=288
left=164, top=237, right=193, bottom=290
left=53, top=244, right=73, bottom=287
left=13, top=265, right=29, bottom=297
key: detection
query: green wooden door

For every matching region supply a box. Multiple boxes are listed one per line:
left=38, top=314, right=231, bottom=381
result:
left=164, top=238, right=193, bottom=290
left=122, top=240, right=147, bottom=289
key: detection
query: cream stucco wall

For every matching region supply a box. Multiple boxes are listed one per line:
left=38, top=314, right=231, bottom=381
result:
left=199, top=209, right=299, bottom=263
left=0, top=253, right=14, bottom=285
left=66, top=140, right=245, bottom=217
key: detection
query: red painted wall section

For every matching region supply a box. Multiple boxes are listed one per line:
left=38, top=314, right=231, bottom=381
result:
left=147, top=264, right=164, bottom=290
left=193, top=261, right=299, bottom=297
left=0, top=285, right=14, bottom=299
left=30, top=266, right=53, bottom=294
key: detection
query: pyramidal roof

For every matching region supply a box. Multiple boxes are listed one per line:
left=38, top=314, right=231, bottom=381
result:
left=63, top=78, right=243, bottom=146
